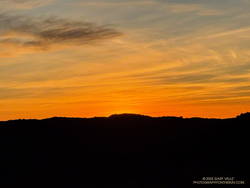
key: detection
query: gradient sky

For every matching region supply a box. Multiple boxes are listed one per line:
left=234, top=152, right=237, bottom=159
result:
left=1, top=0, right=250, bottom=120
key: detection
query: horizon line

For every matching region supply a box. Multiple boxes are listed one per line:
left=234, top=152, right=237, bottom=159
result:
left=1, top=112, right=250, bottom=122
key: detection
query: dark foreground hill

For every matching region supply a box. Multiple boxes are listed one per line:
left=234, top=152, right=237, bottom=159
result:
left=0, top=113, right=249, bottom=187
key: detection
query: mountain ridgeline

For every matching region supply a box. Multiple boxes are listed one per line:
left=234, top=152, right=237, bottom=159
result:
left=0, top=113, right=249, bottom=187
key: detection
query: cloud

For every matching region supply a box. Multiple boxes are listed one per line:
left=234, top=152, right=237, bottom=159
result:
left=0, top=0, right=54, bottom=9
left=74, top=0, right=222, bottom=15
left=164, top=3, right=222, bottom=15
left=75, top=0, right=155, bottom=6
left=200, top=27, right=250, bottom=39
left=157, top=0, right=234, bottom=5
left=0, top=13, right=122, bottom=56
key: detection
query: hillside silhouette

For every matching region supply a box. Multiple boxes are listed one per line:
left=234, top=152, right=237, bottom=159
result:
left=0, top=113, right=249, bottom=187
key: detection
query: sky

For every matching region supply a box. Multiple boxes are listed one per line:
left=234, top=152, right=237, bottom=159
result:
left=1, top=0, right=250, bottom=120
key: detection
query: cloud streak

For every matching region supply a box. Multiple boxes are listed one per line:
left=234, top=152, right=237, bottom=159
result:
left=0, top=13, right=122, bottom=55
left=0, top=0, right=54, bottom=9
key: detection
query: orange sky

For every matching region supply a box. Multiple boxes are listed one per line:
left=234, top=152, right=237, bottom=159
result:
left=1, top=0, right=250, bottom=120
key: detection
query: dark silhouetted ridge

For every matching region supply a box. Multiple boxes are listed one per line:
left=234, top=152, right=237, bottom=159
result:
left=0, top=113, right=249, bottom=187
left=237, top=112, right=250, bottom=120
left=109, top=113, right=151, bottom=119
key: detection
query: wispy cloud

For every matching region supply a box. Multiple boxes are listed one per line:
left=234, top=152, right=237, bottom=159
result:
left=74, top=0, right=223, bottom=16
left=0, top=0, right=54, bottom=9
left=201, top=27, right=250, bottom=39
left=0, top=13, right=122, bottom=56
left=74, top=0, right=155, bottom=6
left=165, top=3, right=222, bottom=16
